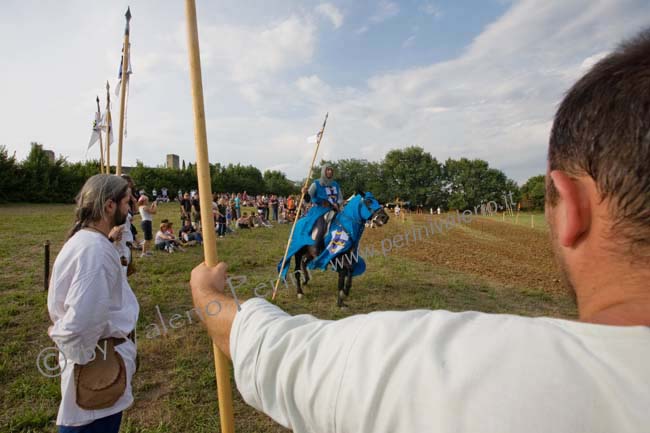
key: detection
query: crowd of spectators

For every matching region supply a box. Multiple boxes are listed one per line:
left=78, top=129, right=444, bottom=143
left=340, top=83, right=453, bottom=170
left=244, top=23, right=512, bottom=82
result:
left=125, top=188, right=308, bottom=257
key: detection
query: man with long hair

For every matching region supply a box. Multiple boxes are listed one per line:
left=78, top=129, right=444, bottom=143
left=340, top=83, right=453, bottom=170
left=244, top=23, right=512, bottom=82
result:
left=48, top=174, right=139, bottom=433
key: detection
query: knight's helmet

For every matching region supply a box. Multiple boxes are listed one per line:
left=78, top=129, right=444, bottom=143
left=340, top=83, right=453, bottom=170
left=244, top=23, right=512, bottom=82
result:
left=319, top=166, right=339, bottom=207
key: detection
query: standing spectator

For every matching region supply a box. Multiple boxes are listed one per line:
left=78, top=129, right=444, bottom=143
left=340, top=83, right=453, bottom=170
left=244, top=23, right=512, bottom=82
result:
left=118, top=175, right=138, bottom=274
left=138, top=196, right=156, bottom=257
left=286, top=195, right=296, bottom=222
left=192, top=192, right=202, bottom=232
left=180, top=192, right=192, bottom=226
left=216, top=198, right=227, bottom=238
left=270, top=194, right=279, bottom=221
left=256, top=196, right=265, bottom=219
left=242, top=190, right=248, bottom=205
left=234, top=193, right=241, bottom=219
left=48, top=174, right=138, bottom=433
left=262, top=194, right=270, bottom=220
left=226, top=202, right=233, bottom=230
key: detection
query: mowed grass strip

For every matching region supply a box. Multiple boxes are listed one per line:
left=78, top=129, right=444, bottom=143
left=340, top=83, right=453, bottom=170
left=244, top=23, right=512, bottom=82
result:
left=0, top=204, right=575, bottom=432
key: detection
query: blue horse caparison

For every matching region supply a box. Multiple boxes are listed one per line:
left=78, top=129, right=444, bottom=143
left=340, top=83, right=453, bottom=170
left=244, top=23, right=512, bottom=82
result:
left=277, top=192, right=389, bottom=306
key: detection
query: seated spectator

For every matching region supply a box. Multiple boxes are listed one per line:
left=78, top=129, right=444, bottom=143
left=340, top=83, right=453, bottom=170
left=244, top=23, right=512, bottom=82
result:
left=179, top=219, right=203, bottom=245
left=237, top=212, right=252, bottom=229
left=155, top=222, right=183, bottom=253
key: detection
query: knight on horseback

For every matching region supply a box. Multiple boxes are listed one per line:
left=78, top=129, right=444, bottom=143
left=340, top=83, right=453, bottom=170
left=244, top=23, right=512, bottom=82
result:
left=302, top=165, right=343, bottom=247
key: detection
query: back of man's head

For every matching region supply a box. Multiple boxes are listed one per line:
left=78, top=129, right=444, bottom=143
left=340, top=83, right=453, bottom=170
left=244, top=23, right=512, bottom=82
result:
left=548, top=29, right=650, bottom=258
left=68, top=174, right=129, bottom=240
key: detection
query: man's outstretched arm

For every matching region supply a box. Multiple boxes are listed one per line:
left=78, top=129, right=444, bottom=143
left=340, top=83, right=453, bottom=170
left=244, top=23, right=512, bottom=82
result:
left=189, top=262, right=367, bottom=431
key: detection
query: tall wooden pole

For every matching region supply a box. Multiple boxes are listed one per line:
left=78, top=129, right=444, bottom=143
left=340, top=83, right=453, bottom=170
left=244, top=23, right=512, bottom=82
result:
left=272, top=113, right=329, bottom=300
left=96, top=96, right=105, bottom=174
left=105, top=81, right=112, bottom=174
left=184, top=1, right=235, bottom=432
left=116, top=7, right=131, bottom=176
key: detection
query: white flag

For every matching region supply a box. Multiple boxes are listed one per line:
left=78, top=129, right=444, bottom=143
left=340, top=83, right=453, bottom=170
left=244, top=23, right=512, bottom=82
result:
left=115, top=52, right=133, bottom=97
left=87, top=112, right=101, bottom=149
left=306, top=131, right=322, bottom=144
left=100, top=112, right=114, bottom=145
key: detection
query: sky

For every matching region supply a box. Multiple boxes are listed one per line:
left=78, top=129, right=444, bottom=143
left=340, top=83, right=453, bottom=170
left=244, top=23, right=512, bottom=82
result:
left=1, top=0, right=648, bottom=184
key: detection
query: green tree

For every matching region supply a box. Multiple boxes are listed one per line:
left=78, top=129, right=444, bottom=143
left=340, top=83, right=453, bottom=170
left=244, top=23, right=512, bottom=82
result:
left=314, top=159, right=385, bottom=201
left=263, top=170, right=299, bottom=196
left=0, top=146, right=22, bottom=202
left=381, top=146, right=444, bottom=207
left=521, top=174, right=546, bottom=210
left=443, top=158, right=519, bottom=211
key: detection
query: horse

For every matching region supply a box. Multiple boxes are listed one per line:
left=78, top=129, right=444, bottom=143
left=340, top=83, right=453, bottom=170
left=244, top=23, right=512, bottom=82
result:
left=277, top=192, right=389, bottom=307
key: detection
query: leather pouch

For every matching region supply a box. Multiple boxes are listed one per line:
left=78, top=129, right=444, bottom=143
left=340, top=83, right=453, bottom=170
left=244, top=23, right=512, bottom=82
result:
left=74, top=338, right=126, bottom=410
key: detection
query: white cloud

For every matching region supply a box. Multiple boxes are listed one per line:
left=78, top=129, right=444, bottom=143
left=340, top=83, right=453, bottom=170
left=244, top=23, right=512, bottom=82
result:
left=402, top=34, right=416, bottom=48
left=200, top=15, right=316, bottom=84
left=291, top=0, right=649, bottom=182
left=580, top=51, right=609, bottom=70
left=316, top=3, right=344, bottom=29
left=356, top=25, right=369, bottom=35
left=370, top=1, right=400, bottom=23
left=420, top=2, right=442, bottom=17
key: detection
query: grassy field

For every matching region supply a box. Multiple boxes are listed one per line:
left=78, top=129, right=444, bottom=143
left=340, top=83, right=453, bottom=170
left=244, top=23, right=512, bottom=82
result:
left=0, top=203, right=575, bottom=432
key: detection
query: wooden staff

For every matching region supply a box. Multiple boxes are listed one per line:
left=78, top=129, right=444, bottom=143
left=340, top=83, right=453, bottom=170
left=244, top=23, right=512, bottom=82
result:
left=116, top=7, right=131, bottom=176
left=96, top=96, right=105, bottom=174
left=184, top=1, right=235, bottom=432
left=272, top=113, right=329, bottom=300
left=105, top=81, right=112, bottom=174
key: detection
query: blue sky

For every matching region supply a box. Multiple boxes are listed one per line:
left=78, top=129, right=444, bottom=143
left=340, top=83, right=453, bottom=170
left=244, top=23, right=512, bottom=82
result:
left=1, top=0, right=648, bottom=183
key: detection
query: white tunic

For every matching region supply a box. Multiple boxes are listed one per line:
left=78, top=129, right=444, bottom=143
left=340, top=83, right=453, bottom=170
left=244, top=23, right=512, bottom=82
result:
left=231, top=298, right=650, bottom=433
left=48, top=230, right=139, bottom=426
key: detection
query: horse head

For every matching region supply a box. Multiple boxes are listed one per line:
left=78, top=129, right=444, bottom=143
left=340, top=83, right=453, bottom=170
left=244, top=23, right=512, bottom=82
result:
left=345, top=191, right=389, bottom=227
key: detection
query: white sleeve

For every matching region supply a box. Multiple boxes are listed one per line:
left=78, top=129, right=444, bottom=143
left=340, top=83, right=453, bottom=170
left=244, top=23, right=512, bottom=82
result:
left=231, top=298, right=369, bottom=432
left=49, top=253, right=116, bottom=365
left=307, top=182, right=317, bottom=199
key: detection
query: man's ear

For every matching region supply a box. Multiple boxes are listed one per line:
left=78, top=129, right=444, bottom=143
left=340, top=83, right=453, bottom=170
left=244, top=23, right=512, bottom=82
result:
left=549, top=170, right=591, bottom=247
left=105, top=198, right=116, bottom=215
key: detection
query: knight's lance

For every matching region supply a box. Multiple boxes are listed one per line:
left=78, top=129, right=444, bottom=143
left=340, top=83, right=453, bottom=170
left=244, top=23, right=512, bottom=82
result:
left=116, top=7, right=131, bottom=176
left=105, top=81, right=112, bottom=174
left=184, top=1, right=235, bottom=432
left=272, top=113, right=329, bottom=300
left=96, top=96, right=105, bottom=174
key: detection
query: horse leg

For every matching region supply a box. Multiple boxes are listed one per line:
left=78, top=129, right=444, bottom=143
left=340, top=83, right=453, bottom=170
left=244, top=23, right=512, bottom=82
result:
left=294, top=252, right=304, bottom=299
left=344, top=262, right=352, bottom=297
left=337, top=268, right=346, bottom=307
left=301, top=255, right=311, bottom=286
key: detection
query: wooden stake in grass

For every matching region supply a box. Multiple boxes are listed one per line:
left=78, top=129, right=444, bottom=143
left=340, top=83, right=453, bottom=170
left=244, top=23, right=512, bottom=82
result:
left=116, top=7, right=131, bottom=176
left=502, top=211, right=505, bottom=222
left=531, top=214, right=534, bottom=228
left=272, top=113, right=329, bottom=301
left=184, top=1, right=235, bottom=432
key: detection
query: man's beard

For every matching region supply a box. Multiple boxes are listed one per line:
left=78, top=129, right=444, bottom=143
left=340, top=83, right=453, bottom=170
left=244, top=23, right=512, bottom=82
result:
left=548, top=217, right=577, bottom=305
left=113, top=207, right=127, bottom=226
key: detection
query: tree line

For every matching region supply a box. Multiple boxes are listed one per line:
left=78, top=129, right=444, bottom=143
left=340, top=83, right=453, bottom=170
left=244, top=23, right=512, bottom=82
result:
left=0, top=144, right=546, bottom=210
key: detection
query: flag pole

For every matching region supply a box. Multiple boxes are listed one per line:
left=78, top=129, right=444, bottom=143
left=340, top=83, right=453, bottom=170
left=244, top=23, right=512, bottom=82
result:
left=105, top=81, right=112, bottom=174
left=272, top=113, right=328, bottom=300
left=116, top=7, right=131, bottom=176
left=96, top=96, right=105, bottom=174
left=184, top=1, right=235, bottom=432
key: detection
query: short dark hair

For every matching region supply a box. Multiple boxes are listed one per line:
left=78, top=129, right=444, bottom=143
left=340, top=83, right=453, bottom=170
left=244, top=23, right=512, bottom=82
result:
left=548, top=28, right=650, bottom=253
